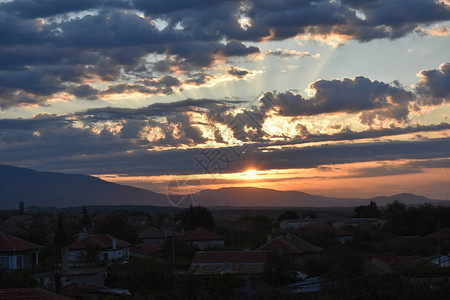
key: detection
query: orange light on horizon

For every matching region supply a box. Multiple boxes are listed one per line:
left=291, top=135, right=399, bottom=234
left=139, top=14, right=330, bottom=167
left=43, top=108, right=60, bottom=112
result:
left=241, top=169, right=259, bottom=179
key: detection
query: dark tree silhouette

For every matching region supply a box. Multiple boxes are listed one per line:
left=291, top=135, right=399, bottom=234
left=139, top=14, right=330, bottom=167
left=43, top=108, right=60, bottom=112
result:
left=354, top=201, right=381, bottom=218
left=177, top=205, right=215, bottom=230
left=80, top=206, right=91, bottom=229
left=18, top=201, right=25, bottom=215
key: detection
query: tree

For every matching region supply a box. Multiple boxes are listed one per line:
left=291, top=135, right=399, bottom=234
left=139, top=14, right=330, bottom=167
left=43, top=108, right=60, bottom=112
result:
left=96, top=214, right=138, bottom=244
left=264, top=250, right=300, bottom=286
left=80, top=206, right=92, bottom=229
left=354, top=201, right=380, bottom=218
left=177, top=205, right=215, bottom=230
left=278, top=210, right=299, bottom=221
left=18, top=201, right=25, bottom=215
left=54, top=213, right=67, bottom=248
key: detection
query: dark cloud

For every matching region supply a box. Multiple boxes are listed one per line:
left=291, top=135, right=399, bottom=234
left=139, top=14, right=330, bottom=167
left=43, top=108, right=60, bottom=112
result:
left=227, top=66, right=251, bottom=79
left=258, top=76, right=415, bottom=126
left=266, top=49, right=310, bottom=58
left=0, top=1, right=448, bottom=108
left=415, top=62, right=450, bottom=105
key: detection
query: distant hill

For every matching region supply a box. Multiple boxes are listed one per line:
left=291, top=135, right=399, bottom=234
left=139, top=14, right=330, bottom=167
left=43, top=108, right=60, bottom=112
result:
left=186, top=187, right=448, bottom=208
left=366, top=193, right=440, bottom=206
left=0, top=165, right=178, bottom=209
left=0, top=165, right=446, bottom=209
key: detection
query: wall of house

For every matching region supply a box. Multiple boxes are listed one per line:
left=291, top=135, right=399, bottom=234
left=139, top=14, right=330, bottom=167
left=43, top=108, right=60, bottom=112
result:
left=193, top=240, right=224, bottom=250
left=0, top=251, right=37, bottom=270
left=69, top=248, right=129, bottom=263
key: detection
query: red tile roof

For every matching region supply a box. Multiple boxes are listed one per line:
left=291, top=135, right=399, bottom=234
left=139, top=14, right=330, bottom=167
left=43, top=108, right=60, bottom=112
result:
left=190, top=263, right=264, bottom=276
left=192, top=251, right=267, bottom=264
left=257, top=236, right=323, bottom=254
left=130, top=242, right=162, bottom=256
left=91, top=213, right=111, bottom=222
left=0, top=232, right=41, bottom=252
left=371, top=252, right=429, bottom=266
left=426, top=228, right=450, bottom=239
left=68, top=234, right=130, bottom=250
left=0, top=288, right=73, bottom=300
left=178, top=229, right=224, bottom=241
left=138, top=227, right=165, bottom=239
left=335, top=229, right=354, bottom=237
left=128, top=215, right=149, bottom=222
left=190, top=251, right=267, bottom=275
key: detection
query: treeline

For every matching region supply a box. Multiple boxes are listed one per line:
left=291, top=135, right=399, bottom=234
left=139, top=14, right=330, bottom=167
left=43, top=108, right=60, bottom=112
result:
left=354, top=200, right=450, bottom=236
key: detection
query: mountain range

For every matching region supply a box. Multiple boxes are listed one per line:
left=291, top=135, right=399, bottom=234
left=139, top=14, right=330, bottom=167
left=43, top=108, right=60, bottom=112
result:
left=0, top=165, right=447, bottom=209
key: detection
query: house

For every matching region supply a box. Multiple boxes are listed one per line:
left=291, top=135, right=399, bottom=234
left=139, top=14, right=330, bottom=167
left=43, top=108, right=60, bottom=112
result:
left=0, top=288, right=74, bottom=300
left=4, top=214, right=34, bottom=226
left=257, top=234, right=322, bottom=263
left=0, top=231, right=40, bottom=270
left=138, top=226, right=166, bottom=244
left=428, top=254, right=450, bottom=267
left=91, top=213, right=112, bottom=227
left=127, top=215, right=149, bottom=224
left=370, top=252, right=435, bottom=268
left=333, top=218, right=383, bottom=229
left=363, top=258, right=394, bottom=275
left=177, top=228, right=225, bottom=250
left=190, top=251, right=268, bottom=299
left=297, top=222, right=335, bottom=237
left=130, top=241, right=163, bottom=258
left=426, top=228, right=450, bottom=240
left=68, top=234, right=130, bottom=265
left=32, top=267, right=108, bottom=289
left=190, top=250, right=267, bottom=276
left=334, top=229, right=354, bottom=244
left=278, top=277, right=329, bottom=294
left=280, top=219, right=311, bottom=230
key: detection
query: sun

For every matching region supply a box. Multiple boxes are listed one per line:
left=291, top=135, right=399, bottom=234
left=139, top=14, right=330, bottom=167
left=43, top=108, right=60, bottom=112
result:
left=242, top=169, right=258, bottom=179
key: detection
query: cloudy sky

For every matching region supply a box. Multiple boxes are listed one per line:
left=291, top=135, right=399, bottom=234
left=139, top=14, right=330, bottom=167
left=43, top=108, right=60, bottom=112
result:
left=0, top=0, right=449, bottom=200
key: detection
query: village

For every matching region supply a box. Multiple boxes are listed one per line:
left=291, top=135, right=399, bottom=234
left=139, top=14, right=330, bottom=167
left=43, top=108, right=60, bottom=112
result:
left=1, top=201, right=450, bottom=299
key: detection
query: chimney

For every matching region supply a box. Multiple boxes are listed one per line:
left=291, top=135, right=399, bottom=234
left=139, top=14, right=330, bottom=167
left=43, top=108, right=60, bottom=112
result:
left=112, top=237, right=117, bottom=250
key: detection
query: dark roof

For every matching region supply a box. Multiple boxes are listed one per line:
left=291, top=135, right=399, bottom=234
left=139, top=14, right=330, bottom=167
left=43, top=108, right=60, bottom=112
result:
left=426, top=228, right=450, bottom=239
left=298, top=222, right=334, bottom=232
left=0, top=288, right=73, bottom=300
left=192, top=251, right=267, bottom=264
left=138, top=227, right=165, bottom=239
left=190, top=251, right=267, bottom=275
left=178, top=229, right=224, bottom=241
left=0, top=232, right=41, bottom=252
left=128, top=215, right=149, bottom=222
left=371, top=253, right=432, bottom=266
left=68, top=234, right=130, bottom=250
left=257, top=236, right=323, bottom=254
left=130, top=242, right=162, bottom=256
left=386, top=235, right=421, bottom=247
left=91, top=213, right=111, bottom=222
left=335, top=229, right=354, bottom=237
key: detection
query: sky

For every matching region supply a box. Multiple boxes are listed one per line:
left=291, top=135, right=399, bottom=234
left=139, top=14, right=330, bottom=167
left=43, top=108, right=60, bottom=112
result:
left=0, top=0, right=449, bottom=201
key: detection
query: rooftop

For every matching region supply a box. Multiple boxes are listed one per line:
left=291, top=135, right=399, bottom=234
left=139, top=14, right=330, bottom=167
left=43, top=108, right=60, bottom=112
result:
left=178, top=228, right=224, bottom=241
left=68, top=234, right=130, bottom=250
left=0, top=288, right=73, bottom=300
left=190, top=251, right=267, bottom=276
left=0, top=231, right=41, bottom=252
left=257, top=236, right=323, bottom=255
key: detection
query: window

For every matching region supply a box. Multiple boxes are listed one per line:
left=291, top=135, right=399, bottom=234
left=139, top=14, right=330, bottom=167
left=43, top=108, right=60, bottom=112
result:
left=0, top=257, right=9, bottom=269
left=16, top=256, right=23, bottom=269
